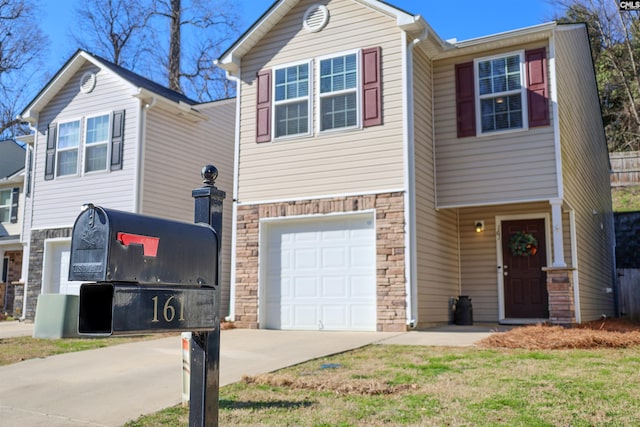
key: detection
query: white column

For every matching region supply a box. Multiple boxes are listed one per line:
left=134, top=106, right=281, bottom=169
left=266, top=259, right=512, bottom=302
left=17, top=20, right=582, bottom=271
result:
left=550, top=199, right=567, bottom=267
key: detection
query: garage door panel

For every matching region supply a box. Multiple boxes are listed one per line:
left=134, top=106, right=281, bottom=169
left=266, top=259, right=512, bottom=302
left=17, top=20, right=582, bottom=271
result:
left=322, top=247, right=347, bottom=268
left=293, top=305, right=318, bottom=329
left=322, top=276, right=347, bottom=297
left=294, top=248, right=318, bottom=269
left=321, top=305, right=347, bottom=329
left=264, top=214, right=376, bottom=331
left=293, top=277, right=318, bottom=297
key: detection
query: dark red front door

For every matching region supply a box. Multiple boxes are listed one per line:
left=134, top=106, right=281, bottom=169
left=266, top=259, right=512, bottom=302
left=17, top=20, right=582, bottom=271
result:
left=502, top=219, right=548, bottom=318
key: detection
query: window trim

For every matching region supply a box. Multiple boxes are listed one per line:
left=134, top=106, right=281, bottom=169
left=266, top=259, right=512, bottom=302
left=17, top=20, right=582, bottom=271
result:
left=55, top=118, right=82, bottom=177
left=0, top=188, right=10, bottom=223
left=83, top=112, right=111, bottom=173
left=474, top=50, right=529, bottom=137
left=272, top=59, right=313, bottom=141
left=316, top=48, right=362, bottom=134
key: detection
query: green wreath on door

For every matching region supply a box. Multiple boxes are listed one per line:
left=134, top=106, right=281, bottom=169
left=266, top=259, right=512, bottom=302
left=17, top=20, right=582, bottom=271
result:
left=509, top=231, right=538, bottom=256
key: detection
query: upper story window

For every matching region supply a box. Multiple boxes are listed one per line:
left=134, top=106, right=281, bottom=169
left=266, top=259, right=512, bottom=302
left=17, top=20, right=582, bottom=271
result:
left=0, top=189, right=11, bottom=222
left=57, top=120, right=81, bottom=176
left=44, top=110, right=125, bottom=181
left=476, top=53, right=525, bottom=133
left=319, top=52, right=359, bottom=131
left=274, top=62, right=311, bottom=138
left=85, top=114, right=110, bottom=172
left=455, top=48, right=549, bottom=138
left=255, top=47, right=382, bottom=143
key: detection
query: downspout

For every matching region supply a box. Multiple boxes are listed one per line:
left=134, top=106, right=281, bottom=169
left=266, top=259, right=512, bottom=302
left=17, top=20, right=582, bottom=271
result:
left=404, top=24, right=429, bottom=328
left=20, top=122, right=38, bottom=321
left=222, top=68, right=241, bottom=321
left=135, top=93, right=156, bottom=213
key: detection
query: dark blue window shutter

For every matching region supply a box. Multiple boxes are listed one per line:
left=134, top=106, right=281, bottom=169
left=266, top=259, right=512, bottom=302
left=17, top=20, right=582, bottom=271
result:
left=110, top=110, right=125, bottom=170
left=45, top=123, right=57, bottom=180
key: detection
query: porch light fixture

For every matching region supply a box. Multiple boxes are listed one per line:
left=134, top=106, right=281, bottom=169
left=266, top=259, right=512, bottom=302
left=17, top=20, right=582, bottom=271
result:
left=474, top=220, right=485, bottom=233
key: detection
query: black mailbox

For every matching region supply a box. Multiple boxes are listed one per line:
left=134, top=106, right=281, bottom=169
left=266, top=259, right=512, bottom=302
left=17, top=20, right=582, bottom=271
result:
left=70, top=204, right=219, bottom=335
left=70, top=205, right=218, bottom=285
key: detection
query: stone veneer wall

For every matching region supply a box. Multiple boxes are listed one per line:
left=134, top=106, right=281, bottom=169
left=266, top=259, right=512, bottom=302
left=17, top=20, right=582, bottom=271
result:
left=23, top=227, right=73, bottom=320
left=234, top=192, right=407, bottom=332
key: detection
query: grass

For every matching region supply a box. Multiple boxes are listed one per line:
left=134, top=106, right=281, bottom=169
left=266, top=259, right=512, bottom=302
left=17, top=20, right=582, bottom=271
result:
left=125, top=344, right=640, bottom=426
left=0, top=335, right=165, bottom=366
left=611, top=186, right=640, bottom=211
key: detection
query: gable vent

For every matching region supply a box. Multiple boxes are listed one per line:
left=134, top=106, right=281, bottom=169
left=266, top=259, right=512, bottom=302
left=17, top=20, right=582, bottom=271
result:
left=80, top=72, right=97, bottom=94
left=303, top=4, right=329, bottom=33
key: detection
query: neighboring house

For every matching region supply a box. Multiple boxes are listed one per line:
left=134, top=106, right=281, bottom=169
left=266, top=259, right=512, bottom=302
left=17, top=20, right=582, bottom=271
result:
left=0, top=138, right=28, bottom=315
left=215, top=0, right=615, bottom=331
left=17, top=49, right=235, bottom=320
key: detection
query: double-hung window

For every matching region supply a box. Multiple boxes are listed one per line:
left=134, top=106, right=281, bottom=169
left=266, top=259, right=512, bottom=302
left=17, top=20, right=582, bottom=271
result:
left=0, top=189, right=10, bottom=223
left=476, top=52, right=526, bottom=134
left=274, top=62, right=311, bottom=138
left=84, top=114, right=110, bottom=172
left=56, top=120, right=81, bottom=176
left=319, top=52, right=359, bottom=131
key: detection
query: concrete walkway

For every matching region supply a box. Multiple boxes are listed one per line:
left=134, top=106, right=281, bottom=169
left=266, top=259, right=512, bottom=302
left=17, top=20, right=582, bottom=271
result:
left=0, top=322, right=497, bottom=426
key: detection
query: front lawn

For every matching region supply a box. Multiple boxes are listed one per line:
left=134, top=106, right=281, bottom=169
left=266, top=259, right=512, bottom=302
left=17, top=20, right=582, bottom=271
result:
left=126, top=321, right=640, bottom=426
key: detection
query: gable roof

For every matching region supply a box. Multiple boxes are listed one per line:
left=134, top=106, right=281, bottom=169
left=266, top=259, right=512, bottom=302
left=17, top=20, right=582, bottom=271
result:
left=215, top=0, right=435, bottom=74
left=0, top=139, right=25, bottom=180
left=19, top=49, right=200, bottom=123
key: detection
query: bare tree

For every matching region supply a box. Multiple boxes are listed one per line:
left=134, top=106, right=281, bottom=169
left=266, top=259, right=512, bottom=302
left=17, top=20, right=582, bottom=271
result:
left=554, top=0, right=640, bottom=151
left=0, top=0, right=48, bottom=137
left=151, top=0, right=240, bottom=99
left=71, top=0, right=154, bottom=70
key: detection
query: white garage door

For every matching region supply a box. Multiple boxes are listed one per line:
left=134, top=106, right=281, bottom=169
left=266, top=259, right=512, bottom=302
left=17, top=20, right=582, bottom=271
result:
left=43, top=240, right=83, bottom=295
left=263, top=214, right=376, bottom=331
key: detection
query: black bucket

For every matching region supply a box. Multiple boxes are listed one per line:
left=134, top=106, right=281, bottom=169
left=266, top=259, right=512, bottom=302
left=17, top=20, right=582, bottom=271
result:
left=454, top=296, right=473, bottom=325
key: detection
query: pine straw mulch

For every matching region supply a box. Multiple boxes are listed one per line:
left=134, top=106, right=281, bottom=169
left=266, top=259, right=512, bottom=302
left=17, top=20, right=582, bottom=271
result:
left=477, top=317, right=640, bottom=350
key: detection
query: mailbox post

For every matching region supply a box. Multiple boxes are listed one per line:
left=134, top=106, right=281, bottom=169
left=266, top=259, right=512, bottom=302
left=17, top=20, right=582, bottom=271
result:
left=190, top=165, right=225, bottom=427
left=70, top=164, right=224, bottom=427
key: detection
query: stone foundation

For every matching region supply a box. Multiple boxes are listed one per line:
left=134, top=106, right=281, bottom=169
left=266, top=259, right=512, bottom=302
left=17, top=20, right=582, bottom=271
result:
left=543, top=267, right=576, bottom=324
left=23, top=227, right=73, bottom=320
left=235, top=192, right=407, bottom=332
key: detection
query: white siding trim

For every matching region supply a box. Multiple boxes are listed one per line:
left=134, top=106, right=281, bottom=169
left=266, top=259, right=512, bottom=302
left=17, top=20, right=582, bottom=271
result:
left=495, top=212, right=551, bottom=321
left=230, top=71, right=242, bottom=321
left=134, top=98, right=145, bottom=212
left=237, top=188, right=405, bottom=206
left=41, top=237, right=71, bottom=294
left=569, top=208, right=581, bottom=322
left=438, top=196, right=555, bottom=210
left=550, top=32, right=563, bottom=200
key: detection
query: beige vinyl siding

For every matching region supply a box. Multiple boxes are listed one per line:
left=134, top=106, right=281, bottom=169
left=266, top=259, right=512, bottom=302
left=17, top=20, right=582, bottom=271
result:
left=31, top=63, right=138, bottom=229
left=412, top=48, right=459, bottom=326
left=237, top=0, right=406, bottom=202
left=142, top=98, right=235, bottom=316
left=457, top=202, right=572, bottom=322
left=555, top=26, right=616, bottom=321
left=433, top=43, right=558, bottom=208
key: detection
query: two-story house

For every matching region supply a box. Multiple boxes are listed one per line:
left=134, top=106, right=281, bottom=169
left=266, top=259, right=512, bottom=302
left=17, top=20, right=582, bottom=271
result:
left=215, top=0, right=615, bottom=331
left=0, top=138, right=28, bottom=315
left=17, top=49, right=235, bottom=321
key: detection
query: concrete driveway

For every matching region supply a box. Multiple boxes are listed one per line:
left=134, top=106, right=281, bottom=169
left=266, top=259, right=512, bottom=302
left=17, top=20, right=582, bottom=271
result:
left=0, top=323, right=494, bottom=426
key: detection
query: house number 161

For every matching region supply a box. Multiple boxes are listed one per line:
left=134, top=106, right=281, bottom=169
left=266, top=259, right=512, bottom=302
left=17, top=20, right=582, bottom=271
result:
left=151, top=295, right=185, bottom=323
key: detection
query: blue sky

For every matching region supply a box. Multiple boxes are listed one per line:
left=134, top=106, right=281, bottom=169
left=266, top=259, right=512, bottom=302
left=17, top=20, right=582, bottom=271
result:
left=41, top=0, right=561, bottom=70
